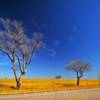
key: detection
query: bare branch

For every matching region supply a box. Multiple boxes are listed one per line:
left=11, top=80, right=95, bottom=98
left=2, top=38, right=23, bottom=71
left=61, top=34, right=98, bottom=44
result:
left=0, top=48, right=13, bottom=63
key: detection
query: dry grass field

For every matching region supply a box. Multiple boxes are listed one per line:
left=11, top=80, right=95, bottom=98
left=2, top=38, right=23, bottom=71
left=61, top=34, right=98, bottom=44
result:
left=0, top=78, right=100, bottom=95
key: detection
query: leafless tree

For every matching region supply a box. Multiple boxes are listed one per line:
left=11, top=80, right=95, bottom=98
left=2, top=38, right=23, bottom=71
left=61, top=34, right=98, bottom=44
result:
left=66, top=60, right=91, bottom=86
left=55, top=75, right=62, bottom=79
left=97, top=74, right=100, bottom=80
left=0, top=18, right=44, bottom=89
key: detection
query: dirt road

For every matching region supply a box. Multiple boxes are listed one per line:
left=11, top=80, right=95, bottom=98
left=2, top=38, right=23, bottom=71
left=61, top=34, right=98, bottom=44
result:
left=0, top=88, right=100, bottom=100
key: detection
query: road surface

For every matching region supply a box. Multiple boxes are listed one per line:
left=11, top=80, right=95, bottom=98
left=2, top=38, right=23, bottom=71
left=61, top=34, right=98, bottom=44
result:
left=0, top=88, right=100, bottom=100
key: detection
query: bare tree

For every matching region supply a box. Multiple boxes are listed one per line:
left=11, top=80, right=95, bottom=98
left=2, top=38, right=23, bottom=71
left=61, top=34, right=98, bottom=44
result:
left=0, top=18, right=44, bottom=89
left=97, top=74, right=100, bottom=80
left=66, top=60, right=91, bottom=86
left=55, top=75, right=62, bottom=79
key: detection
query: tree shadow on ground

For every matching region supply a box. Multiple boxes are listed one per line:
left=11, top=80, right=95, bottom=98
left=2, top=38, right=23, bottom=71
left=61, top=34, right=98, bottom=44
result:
left=0, top=83, right=16, bottom=89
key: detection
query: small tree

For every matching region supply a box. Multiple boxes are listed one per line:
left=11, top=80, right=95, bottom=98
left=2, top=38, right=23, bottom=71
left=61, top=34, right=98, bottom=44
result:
left=55, top=75, right=62, bottom=79
left=0, top=18, right=44, bottom=89
left=66, top=60, right=91, bottom=86
left=97, top=74, right=100, bottom=80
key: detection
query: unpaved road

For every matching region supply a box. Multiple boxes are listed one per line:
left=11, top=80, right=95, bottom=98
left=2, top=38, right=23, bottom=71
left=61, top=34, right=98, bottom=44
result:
left=0, top=88, right=100, bottom=100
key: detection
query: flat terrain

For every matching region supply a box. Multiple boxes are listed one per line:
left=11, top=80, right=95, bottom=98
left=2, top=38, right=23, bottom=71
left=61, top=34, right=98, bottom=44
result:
left=0, top=88, right=100, bottom=100
left=0, top=79, right=100, bottom=94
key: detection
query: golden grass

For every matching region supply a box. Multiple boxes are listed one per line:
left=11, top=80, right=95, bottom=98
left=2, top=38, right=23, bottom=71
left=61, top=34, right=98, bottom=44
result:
left=0, top=78, right=100, bottom=95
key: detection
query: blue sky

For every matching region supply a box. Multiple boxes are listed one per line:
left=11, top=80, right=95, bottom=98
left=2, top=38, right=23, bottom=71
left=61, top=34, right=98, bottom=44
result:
left=0, top=0, right=100, bottom=79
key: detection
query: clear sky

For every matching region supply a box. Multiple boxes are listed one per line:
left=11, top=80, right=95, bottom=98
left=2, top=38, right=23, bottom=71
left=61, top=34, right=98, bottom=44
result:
left=0, top=0, right=100, bottom=79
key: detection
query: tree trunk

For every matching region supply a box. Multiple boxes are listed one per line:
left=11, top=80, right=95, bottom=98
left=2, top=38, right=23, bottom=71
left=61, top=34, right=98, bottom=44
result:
left=12, top=66, right=22, bottom=89
left=12, top=67, right=20, bottom=89
left=12, top=62, right=26, bottom=89
left=13, top=71, right=21, bottom=89
left=17, top=73, right=25, bottom=89
left=16, top=74, right=25, bottom=89
left=16, top=73, right=25, bottom=89
left=77, top=77, right=80, bottom=86
left=16, top=80, right=21, bottom=89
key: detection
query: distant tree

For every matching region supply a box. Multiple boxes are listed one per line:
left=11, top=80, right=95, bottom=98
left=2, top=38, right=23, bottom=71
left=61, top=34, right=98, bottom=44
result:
left=66, top=60, right=91, bottom=86
left=0, top=18, right=44, bottom=89
left=55, top=75, right=62, bottom=79
left=97, top=74, right=100, bottom=80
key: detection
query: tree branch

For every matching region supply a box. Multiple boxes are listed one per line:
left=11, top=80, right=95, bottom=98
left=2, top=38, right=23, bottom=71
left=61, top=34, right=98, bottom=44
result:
left=0, top=49, right=13, bottom=63
left=15, top=54, right=22, bottom=73
left=28, top=45, right=37, bottom=66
